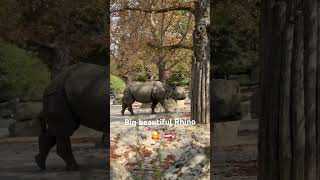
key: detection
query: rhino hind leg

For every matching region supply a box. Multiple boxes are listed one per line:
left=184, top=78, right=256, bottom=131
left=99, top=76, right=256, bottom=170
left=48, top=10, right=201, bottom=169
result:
left=56, top=136, right=79, bottom=171
left=121, top=103, right=128, bottom=115
left=151, top=100, right=158, bottom=114
left=160, top=100, right=170, bottom=113
left=35, top=132, right=56, bottom=170
left=128, top=104, right=135, bottom=115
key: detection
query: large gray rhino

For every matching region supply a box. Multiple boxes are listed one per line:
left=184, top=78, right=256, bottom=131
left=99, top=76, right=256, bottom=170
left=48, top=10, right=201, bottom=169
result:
left=121, top=81, right=185, bottom=115
left=35, top=63, right=108, bottom=171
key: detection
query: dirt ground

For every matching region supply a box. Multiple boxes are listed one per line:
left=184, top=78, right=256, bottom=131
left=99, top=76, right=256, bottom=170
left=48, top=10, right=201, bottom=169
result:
left=0, top=126, right=108, bottom=180
left=110, top=100, right=258, bottom=180
left=0, top=101, right=257, bottom=180
left=213, top=120, right=258, bottom=180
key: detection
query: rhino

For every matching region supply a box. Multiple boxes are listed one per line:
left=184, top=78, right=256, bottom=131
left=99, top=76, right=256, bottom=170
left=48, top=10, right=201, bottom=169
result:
left=35, top=63, right=108, bottom=171
left=121, top=81, right=185, bottom=115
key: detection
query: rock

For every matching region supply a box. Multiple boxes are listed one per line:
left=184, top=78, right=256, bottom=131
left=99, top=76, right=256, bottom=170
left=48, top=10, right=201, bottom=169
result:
left=114, top=93, right=123, bottom=100
left=0, top=98, right=19, bottom=111
left=110, top=161, right=132, bottom=180
left=112, top=93, right=124, bottom=105
left=163, top=148, right=210, bottom=179
left=176, top=100, right=185, bottom=108
left=166, top=99, right=177, bottom=111
left=20, top=87, right=44, bottom=102
left=9, top=118, right=41, bottom=137
left=15, top=102, right=42, bottom=121
left=211, top=79, right=241, bottom=122
left=0, top=109, right=14, bottom=118
left=0, top=93, right=16, bottom=103
left=0, top=117, right=15, bottom=128
left=112, top=99, right=122, bottom=105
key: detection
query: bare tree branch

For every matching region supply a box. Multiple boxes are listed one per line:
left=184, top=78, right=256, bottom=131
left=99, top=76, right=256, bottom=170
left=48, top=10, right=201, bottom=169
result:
left=147, top=42, right=193, bottom=50
left=111, top=6, right=194, bottom=14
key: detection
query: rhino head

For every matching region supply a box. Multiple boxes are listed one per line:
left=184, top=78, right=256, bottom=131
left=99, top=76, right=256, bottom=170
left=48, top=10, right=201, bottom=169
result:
left=165, top=85, right=186, bottom=101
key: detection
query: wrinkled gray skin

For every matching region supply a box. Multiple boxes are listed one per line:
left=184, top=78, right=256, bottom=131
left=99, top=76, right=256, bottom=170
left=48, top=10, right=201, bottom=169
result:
left=121, top=81, right=185, bottom=115
left=35, top=63, right=108, bottom=171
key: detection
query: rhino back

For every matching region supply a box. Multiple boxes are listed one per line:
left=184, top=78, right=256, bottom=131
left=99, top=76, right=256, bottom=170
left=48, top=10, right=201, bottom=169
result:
left=126, top=81, right=167, bottom=103
left=64, top=63, right=108, bottom=132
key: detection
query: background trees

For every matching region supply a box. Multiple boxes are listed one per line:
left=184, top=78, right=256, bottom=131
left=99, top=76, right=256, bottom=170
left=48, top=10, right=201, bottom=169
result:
left=111, top=0, right=194, bottom=84
left=0, top=0, right=108, bottom=78
left=211, top=0, right=260, bottom=78
left=111, top=0, right=210, bottom=123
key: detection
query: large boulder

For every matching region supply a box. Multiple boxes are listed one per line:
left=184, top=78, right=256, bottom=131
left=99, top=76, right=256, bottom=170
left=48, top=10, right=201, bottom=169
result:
left=9, top=118, right=41, bottom=137
left=211, top=79, right=241, bottom=122
left=20, top=87, right=45, bottom=102
left=15, top=102, right=42, bottom=121
left=0, top=108, right=14, bottom=119
left=112, top=93, right=123, bottom=105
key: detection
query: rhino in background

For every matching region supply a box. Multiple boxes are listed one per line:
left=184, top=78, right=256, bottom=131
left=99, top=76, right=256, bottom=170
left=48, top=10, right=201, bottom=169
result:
left=35, top=63, right=108, bottom=171
left=121, top=81, right=185, bottom=115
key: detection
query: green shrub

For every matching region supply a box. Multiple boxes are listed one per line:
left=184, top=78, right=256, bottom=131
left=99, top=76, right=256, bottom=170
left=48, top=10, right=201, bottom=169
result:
left=167, top=69, right=191, bottom=86
left=110, top=75, right=126, bottom=94
left=0, top=40, right=50, bottom=96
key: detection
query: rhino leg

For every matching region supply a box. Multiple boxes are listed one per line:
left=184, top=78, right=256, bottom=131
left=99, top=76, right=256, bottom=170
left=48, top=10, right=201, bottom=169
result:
left=35, top=132, right=56, bottom=170
left=160, top=100, right=170, bottom=113
left=121, top=103, right=128, bottom=115
left=56, top=136, right=79, bottom=171
left=151, top=100, right=158, bottom=114
left=128, top=104, right=135, bottom=115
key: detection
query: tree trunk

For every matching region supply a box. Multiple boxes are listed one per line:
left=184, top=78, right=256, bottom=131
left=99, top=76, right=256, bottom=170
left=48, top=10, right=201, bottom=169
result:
left=158, top=57, right=166, bottom=83
left=265, top=3, right=287, bottom=179
left=50, top=47, right=72, bottom=79
left=279, top=7, right=294, bottom=180
left=259, top=0, right=319, bottom=179
left=191, top=0, right=210, bottom=124
left=258, top=0, right=275, bottom=179
left=304, top=0, right=318, bottom=179
left=317, top=2, right=320, bottom=179
left=292, top=12, right=305, bottom=180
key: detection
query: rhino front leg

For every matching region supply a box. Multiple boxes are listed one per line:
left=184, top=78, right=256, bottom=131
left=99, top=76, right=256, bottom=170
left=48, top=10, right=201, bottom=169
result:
left=56, top=136, right=79, bottom=171
left=151, top=100, right=158, bottom=114
left=160, top=100, right=170, bottom=113
left=35, top=132, right=56, bottom=170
